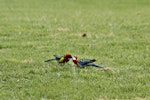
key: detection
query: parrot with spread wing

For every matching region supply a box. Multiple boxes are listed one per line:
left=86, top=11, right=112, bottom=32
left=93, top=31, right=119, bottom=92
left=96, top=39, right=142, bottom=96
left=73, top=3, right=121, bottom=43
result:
left=72, top=56, right=104, bottom=68
left=45, top=54, right=72, bottom=65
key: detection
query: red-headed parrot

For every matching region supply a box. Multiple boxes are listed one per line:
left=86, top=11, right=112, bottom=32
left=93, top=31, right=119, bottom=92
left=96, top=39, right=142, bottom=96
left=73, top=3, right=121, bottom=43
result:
left=72, top=56, right=104, bottom=68
left=45, top=54, right=72, bottom=65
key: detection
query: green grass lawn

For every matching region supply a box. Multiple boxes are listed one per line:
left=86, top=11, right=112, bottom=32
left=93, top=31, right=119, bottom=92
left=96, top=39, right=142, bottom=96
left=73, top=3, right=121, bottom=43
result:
left=0, top=0, right=150, bottom=99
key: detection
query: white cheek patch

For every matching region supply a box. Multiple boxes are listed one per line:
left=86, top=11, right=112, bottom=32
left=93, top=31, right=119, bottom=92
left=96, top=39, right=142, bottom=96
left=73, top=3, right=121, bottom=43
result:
left=72, top=56, right=76, bottom=60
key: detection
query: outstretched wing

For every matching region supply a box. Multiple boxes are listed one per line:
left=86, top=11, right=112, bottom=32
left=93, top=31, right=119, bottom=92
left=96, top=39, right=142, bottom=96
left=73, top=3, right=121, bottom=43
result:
left=44, top=55, right=63, bottom=62
left=53, top=55, right=62, bottom=60
left=78, top=59, right=96, bottom=63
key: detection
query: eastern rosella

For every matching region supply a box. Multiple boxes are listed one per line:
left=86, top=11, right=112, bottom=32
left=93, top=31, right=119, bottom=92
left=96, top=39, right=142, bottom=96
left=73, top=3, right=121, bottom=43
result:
left=72, top=56, right=104, bottom=68
left=45, top=54, right=72, bottom=64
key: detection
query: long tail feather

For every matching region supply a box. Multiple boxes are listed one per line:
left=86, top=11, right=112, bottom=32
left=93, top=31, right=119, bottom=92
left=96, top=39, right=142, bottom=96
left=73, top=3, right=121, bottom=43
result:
left=44, top=59, right=55, bottom=62
left=87, top=64, right=104, bottom=68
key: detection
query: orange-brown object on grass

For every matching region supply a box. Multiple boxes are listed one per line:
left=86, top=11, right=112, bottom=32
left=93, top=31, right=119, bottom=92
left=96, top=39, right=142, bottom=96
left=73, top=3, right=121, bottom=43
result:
left=102, top=67, right=112, bottom=71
